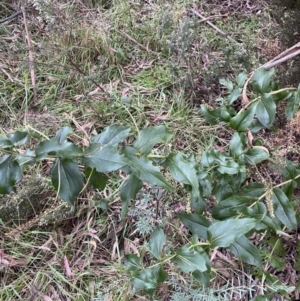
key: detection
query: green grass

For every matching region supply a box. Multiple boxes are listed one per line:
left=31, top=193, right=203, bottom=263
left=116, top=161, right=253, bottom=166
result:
left=0, top=0, right=293, bottom=300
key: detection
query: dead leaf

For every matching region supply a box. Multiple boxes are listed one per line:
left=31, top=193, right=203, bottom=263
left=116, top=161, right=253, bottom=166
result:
left=64, top=255, right=73, bottom=278
left=247, top=129, right=254, bottom=147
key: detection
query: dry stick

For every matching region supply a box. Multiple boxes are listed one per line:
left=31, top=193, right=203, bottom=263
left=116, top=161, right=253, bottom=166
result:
left=190, top=9, right=242, bottom=48
left=119, top=30, right=159, bottom=55
left=242, top=42, right=300, bottom=105
left=23, top=8, right=37, bottom=103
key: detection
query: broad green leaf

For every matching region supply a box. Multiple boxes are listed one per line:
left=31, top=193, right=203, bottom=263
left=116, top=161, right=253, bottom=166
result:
left=92, top=125, right=130, bottom=146
left=191, top=240, right=211, bottom=286
left=192, top=270, right=211, bottom=287
left=268, top=254, right=285, bottom=270
left=0, top=155, right=21, bottom=194
left=51, top=158, right=83, bottom=205
left=272, top=188, right=297, bottom=230
left=163, top=153, right=200, bottom=202
left=212, top=174, right=234, bottom=201
left=236, top=72, right=248, bottom=87
left=149, top=227, right=166, bottom=260
left=7, top=131, right=28, bottom=146
left=173, top=246, right=207, bottom=273
left=250, top=119, right=265, bottom=133
left=228, top=88, right=242, bottom=104
left=256, top=93, right=276, bottom=128
left=201, top=149, right=217, bottom=167
left=229, top=103, right=257, bottom=132
left=219, top=78, right=233, bottom=91
left=55, top=127, right=72, bottom=144
left=218, top=160, right=245, bottom=175
left=230, top=235, right=262, bottom=269
left=211, top=196, right=252, bottom=220
left=244, top=147, right=269, bottom=164
left=0, top=137, right=13, bottom=149
left=244, top=202, right=278, bottom=232
left=131, top=268, right=157, bottom=297
left=229, top=132, right=247, bottom=158
left=190, top=188, right=206, bottom=214
left=83, top=144, right=127, bottom=172
left=133, top=125, right=172, bottom=156
left=123, top=147, right=173, bottom=189
left=240, top=183, right=266, bottom=198
left=120, top=174, right=143, bottom=218
left=200, top=105, right=232, bottom=125
left=252, top=68, right=274, bottom=93
left=17, top=149, right=36, bottom=167
left=84, top=167, right=108, bottom=190
left=35, top=140, right=82, bottom=160
left=208, top=218, right=256, bottom=248
left=157, top=266, right=168, bottom=283
left=286, top=86, right=300, bottom=119
left=124, top=254, right=143, bottom=271
left=178, top=213, right=211, bottom=240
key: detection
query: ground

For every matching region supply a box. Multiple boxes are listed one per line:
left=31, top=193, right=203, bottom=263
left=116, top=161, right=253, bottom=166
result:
left=0, top=0, right=300, bottom=300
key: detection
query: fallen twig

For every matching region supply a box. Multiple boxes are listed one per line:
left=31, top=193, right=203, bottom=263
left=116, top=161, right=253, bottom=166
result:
left=190, top=8, right=242, bottom=48
left=243, top=41, right=300, bottom=105
left=119, top=30, right=159, bottom=55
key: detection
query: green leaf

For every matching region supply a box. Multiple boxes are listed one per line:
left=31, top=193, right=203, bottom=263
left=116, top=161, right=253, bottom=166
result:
left=35, top=140, right=82, bottom=160
left=229, top=132, right=247, bottom=158
left=7, top=131, right=28, bottom=146
left=211, top=196, right=252, bottom=220
left=178, top=213, right=211, bottom=240
left=120, top=174, right=143, bottom=218
left=92, top=125, right=130, bottom=146
left=229, top=103, right=257, bottom=132
left=208, top=218, right=256, bottom=248
left=218, top=159, right=245, bottom=175
left=252, top=68, right=274, bottom=93
left=51, top=158, right=83, bottom=205
left=0, top=137, right=13, bottom=149
left=133, top=125, right=172, bottom=156
left=191, top=241, right=211, bottom=286
left=124, top=254, right=143, bottom=271
left=84, top=167, right=108, bottom=190
left=131, top=268, right=157, bottom=297
left=123, top=147, right=173, bottom=189
left=17, top=149, right=36, bottom=167
left=157, top=266, right=168, bottom=283
left=219, top=78, right=233, bottom=91
left=55, top=126, right=73, bottom=143
left=256, top=93, right=276, bottom=128
left=244, top=147, right=269, bottom=164
left=0, top=155, right=21, bottom=194
left=285, top=86, right=300, bottom=119
left=228, top=88, right=242, bottom=104
left=83, top=144, right=127, bottom=172
left=272, top=188, right=297, bottom=230
left=230, top=235, right=262, bottom=269
left=149, top=227, right=166, bottom=260
left=163, top=153, right=200, bottom=202
left=200, top=105, right=232, bottom=124
left=236, top=72, right=248, bottom=87
left=240, top=183, right=266, bottom=198
left=173, top=246, right=207, bottom=273
left=245, top=202, right=278, bottom=232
